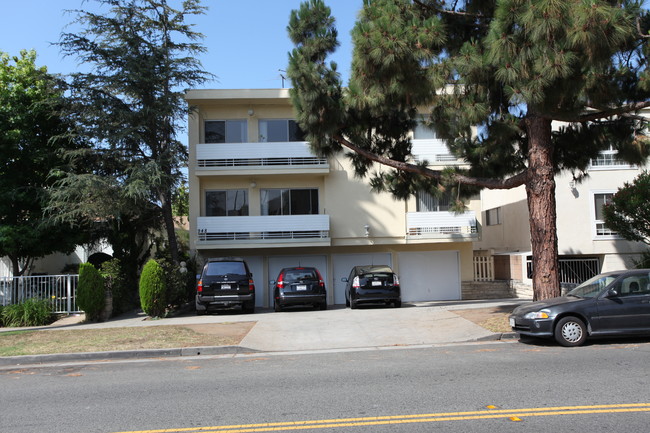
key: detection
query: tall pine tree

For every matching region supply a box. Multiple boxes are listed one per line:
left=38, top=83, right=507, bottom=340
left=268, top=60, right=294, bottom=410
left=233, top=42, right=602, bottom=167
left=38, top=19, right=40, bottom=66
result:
left=288, top=0, right=650, bottom=300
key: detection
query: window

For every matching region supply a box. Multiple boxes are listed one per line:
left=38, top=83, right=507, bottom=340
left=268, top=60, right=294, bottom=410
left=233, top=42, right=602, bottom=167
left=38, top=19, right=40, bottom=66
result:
left=205, top=190, right=248, bottom=216
left=261, top=188, right=318, bottom=215
left=416, top=190, right=451, bottom=212
left=593, top=192, right=616, bottom=236
left=485, top=207, right=501, bottom=226
left=259, top=119, right=305, bottom=142
left=413, top=118, right=438, bottom=140
left=590, top=145, right=632, bottom=169
left=204, top=120, right=247, bottom=143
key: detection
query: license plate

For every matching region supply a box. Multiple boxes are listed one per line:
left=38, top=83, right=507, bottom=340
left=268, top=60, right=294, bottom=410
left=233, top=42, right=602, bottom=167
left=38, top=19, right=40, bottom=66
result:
left=509, top=318, right=515, bottom=327
left=371, top=281, right=382, bottom=286
left=221, top=284, right=232, bottom=290
left=296, top=285, right=307, bottom=291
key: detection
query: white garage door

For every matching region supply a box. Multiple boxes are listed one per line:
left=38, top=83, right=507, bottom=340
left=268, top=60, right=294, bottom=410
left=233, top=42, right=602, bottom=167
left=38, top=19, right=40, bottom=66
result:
left=397, top=251, right=460, bottom=301
left=268, top=255, right=328, bottom=306
left=239, top=256, right=264, bottom=307
left=332, top=253, right=392, bottom=304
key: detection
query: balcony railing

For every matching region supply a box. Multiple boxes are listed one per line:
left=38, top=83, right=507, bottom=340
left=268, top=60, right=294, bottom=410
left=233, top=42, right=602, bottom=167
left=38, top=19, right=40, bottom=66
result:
left=406, top=211, right=477, bottom=237
left=411, top=139, right=460, bottom=164
left=197, top=215, right=330, bottom=244
left=196, top=141, right=328, bottom=170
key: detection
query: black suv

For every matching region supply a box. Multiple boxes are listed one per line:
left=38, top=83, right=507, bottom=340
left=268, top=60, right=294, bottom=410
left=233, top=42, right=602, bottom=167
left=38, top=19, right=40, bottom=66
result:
left=343, top=265, right=401, bottom=309
left=196, top=258, right=255, bottom=314
left=272, top=267, right=327, bottom=312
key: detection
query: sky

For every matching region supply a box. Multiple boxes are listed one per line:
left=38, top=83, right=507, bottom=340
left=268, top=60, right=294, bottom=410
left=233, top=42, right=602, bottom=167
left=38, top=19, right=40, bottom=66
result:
left=2, top=0, right=363, bottom=89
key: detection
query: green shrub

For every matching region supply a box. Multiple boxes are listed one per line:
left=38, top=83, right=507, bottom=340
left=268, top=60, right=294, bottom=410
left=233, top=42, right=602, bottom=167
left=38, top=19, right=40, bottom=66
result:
left=77, top=262, right=106, bottom=322
left=1, top=298, right=54, bottom=327
left=139, top=259, right=167, bottom=318
left=101, top=259, right=133, bottom=316
left=0, top=305, right=4, bottom=327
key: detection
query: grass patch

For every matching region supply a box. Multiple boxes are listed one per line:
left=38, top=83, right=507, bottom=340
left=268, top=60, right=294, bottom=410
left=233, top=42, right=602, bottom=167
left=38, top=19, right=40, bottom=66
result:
left=0, top=323, right=254, bottom=357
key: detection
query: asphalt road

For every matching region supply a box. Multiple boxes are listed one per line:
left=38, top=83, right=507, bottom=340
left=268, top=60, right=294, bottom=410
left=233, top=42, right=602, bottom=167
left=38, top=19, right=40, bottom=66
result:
left=2, top=338, right=650, bottom=433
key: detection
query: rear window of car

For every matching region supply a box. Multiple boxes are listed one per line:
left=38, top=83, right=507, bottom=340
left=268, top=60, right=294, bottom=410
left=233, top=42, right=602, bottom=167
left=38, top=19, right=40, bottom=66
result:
left=205, top=261, right=247, bottom=277
left=284, top=269, right=318, bottom=282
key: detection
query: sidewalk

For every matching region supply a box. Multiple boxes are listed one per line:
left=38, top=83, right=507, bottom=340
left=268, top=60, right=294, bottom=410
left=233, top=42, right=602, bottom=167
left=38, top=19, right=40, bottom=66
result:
left=0, top=299, right=525, bottom=366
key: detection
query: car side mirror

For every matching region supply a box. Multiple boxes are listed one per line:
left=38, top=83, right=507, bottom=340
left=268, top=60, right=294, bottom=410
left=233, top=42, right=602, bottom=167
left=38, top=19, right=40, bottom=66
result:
left=341, top=277, right=348, bottom=282
left=606, top=288, right=619, bottom=298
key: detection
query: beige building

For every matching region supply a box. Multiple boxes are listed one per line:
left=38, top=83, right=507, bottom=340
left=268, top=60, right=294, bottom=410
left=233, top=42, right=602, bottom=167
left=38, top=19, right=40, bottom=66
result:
left=185, top=89, right=480, bottom=307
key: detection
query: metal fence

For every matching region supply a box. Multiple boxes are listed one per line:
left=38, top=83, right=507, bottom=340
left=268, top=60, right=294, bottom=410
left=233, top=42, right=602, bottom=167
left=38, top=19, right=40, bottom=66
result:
left=0, top=275, right=80, bottom=314
left=526, top=257, right=600, bottom=287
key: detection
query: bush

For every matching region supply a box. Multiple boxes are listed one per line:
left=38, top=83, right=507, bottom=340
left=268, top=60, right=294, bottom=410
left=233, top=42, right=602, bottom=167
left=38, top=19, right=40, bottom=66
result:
left=77, top=262, right=106, bottom=322
left=0, top=305, right=4, bottom=327
left=139, top=259, right=167, bottom=318
left=101, top=259, right=134, bottom=316
left=1, top=298, right=54, bottom=327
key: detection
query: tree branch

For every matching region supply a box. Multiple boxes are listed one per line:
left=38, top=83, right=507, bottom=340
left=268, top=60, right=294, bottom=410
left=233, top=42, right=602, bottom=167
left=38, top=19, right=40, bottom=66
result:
left=333, top=134, right=528, bottom=189
left=412, top=0, right=488, bottom=20
left=547, top=101, right=650, bottom=123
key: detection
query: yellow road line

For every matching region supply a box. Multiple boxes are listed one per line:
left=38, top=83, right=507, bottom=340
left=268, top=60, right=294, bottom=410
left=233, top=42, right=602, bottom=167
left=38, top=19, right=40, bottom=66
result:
left=113, top=403, right=650, bottom=433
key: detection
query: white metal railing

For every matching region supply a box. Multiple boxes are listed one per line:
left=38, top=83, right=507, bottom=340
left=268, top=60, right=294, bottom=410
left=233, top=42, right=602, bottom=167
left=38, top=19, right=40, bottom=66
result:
left=411, top=139, right=462, bottom=164
left=0, top=274, right=80, bottom=314
left=196, top=141, right=328, bottom=168
left=406, top=211, right=477, bottom=236
left=197, top=215, right=330, bottom=242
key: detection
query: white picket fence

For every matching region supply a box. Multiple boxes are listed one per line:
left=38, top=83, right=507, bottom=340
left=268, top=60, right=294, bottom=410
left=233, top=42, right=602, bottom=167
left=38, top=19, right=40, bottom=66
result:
left=0, top=275, right=80, bottom=314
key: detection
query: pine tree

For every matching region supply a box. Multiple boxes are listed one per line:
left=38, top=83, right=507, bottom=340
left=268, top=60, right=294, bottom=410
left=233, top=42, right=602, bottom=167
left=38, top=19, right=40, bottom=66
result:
left=287, top=0, right=650, bottom=300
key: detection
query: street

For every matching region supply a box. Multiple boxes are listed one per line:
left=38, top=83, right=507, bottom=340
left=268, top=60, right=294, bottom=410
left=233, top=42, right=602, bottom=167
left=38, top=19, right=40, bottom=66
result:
left=2, top=338, right=650, bottom=433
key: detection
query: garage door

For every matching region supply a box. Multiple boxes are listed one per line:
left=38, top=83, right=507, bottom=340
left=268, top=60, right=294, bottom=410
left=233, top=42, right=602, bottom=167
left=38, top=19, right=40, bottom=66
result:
left=268, top=255, right=328, bottom=306
left=239, top=256, right=264, bottom=307
left=397, top=251, right=460, bottom=301
left=332, top=253, right=392, bottom=304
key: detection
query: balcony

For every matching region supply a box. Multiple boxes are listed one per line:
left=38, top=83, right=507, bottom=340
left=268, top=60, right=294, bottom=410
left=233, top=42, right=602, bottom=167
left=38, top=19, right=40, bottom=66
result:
left=196, top=215, right=330, bottom=249
left=195, top=141, right=329, bottom=176
left=406, top=211, right=477, bottom=240
left=411, top=139, right=462, bottom=165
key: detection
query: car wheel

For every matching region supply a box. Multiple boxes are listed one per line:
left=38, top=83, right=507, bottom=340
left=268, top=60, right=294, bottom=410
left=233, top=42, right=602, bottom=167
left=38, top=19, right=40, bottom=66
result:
left=274, top=300, right=282, bottom=312
left=345, top=295, right=350, bottom=307
left=319, top=302, right=327, bottom=310
left=242, top=301, right=255, bottom=314
left=350, top=298, right=357, bottom=309
left=554, top=316, right=587, bottom=347
left=393, top=299, right=401, bottom=308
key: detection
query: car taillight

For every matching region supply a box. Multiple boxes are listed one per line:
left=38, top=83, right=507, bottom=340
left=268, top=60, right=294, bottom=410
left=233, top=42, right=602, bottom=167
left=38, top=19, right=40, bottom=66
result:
left=249, top=279, right=255, bottom=291
left=352, top=276, right=360, bottom=289
left=276, top=273, right=284, bottom=289
left=197, top=279, right=203, bottom=293
left=393, top=274, right=399, bottom=285
left=316, top=269, right=325, bottom=288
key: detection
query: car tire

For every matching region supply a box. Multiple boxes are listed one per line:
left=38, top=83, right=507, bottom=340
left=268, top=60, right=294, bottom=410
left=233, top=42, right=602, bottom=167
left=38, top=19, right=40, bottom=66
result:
left=242, top=301, right=255, bottom=314
left=393, top=299, right=401, bottom=308
left=349, top=299, right=357, bottom=309
left=554, top=316, right=587, bottom=347
left=319, top=302, right=327, bottom=310
left=274, top=300, right=282, bottom=312
left=345, top=295, right=350, bottom=307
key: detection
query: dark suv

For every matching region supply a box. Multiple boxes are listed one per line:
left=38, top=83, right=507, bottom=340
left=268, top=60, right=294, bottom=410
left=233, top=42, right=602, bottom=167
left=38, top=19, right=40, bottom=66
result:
left=272, top=267, right=327, bottom=312
left=196, top=258, right=255, bottom=314
left=343, top=265, right=401, bottom=309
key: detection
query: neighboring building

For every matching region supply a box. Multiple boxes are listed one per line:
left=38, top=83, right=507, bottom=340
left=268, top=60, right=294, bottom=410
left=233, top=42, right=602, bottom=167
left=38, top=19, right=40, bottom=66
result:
left=185, top=89, right=480, bottom=307
left=475, top=142, right=648, bottom=294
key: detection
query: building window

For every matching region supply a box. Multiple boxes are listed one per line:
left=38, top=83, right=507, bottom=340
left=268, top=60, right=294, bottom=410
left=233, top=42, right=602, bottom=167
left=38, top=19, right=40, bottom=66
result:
left=416, top=190, right=451, bottom=212
left=593, top=192, right=617, bottom=237
left=205, top=190, right=248, bottom=216
left=261, top=188, right=318, bottom=215
left=259, top=119, right=305, bottom=142
left=485, top=207, right=501, bottom=226
left=590, top=146, right=632, bottom=169
left=204, top=120, right=247, bottom=143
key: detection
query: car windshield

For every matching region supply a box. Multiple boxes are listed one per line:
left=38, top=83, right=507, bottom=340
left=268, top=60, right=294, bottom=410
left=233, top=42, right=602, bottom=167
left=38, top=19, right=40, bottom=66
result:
left=568, top=274, right=620, bottom=298
left=205, top=262, right=246, bottom=277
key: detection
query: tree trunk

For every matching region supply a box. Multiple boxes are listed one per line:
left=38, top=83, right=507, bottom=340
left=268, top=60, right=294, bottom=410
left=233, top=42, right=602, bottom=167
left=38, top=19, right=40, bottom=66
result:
left=161, top=192, right=180, bottom=265
left=525, top=115, right=561, bottom=300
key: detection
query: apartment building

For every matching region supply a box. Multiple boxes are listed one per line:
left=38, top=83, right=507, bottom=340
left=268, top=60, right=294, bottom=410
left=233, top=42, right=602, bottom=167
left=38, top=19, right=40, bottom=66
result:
left=476, top=143, right=648, bottom=291
left=185, top=89, right=480, bottom=307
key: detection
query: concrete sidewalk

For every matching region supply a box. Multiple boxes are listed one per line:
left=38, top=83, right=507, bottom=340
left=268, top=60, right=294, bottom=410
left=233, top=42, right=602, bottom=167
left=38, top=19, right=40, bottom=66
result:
left=0, top=299, right=525, bottom=366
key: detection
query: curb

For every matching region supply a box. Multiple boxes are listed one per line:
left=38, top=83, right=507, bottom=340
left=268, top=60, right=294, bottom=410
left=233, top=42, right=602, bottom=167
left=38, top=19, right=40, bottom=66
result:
left=0, top=345, right=260, bottom=367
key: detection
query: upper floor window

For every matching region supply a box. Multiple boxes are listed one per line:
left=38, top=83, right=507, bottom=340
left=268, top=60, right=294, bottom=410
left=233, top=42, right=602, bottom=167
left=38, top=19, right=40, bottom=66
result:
left=413, top=118, right=438, bottom=140
left=485, top=207, right=502, bottom=226
left=259, top=119, right=305, bottom=142
left=590, top=146, right=632, bottom=169
left=205, top=189, right=248, bottom=216
left=593, top=192, right=617, bottom=237
left=261, top=188, right=318, bottom=215
left=205, top=120, right=247, bottom=144
left=416, top=190, right=451, bottom=212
